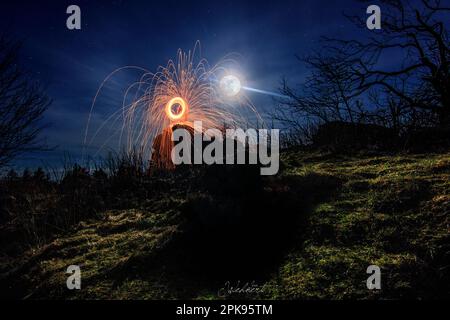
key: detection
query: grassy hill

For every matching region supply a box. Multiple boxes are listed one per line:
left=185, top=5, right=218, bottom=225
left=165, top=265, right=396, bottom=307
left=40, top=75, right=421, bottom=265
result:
left=1, top=151, right=449, bottom=299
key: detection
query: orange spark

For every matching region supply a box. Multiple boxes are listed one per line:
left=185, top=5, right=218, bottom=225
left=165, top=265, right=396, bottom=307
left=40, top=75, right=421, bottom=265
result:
left=84, top=42, right=264, bottom=170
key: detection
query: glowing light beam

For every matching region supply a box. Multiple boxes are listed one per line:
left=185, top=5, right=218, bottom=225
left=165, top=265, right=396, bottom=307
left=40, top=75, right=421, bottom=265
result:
left=242, top=86, right=290, bottom=99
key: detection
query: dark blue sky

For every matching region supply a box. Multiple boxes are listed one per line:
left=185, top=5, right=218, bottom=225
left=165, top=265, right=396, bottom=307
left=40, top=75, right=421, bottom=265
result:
left=1, top=0, right=373, bottom=168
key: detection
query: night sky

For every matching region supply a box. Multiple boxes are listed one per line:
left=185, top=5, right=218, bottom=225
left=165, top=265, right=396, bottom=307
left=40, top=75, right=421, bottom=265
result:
left=1, top=0, right=377, bottom=169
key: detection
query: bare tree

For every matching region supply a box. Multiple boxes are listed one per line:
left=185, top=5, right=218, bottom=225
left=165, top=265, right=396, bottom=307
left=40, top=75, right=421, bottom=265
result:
left=0, top=36, right=51, bottom=168
left=272, top=52, right=368, bottom=143
left=368, top=81, right=438, bottom=135
left=326, top=0, right=450, bottom=125
left=273, top=0, right=449, bottom=147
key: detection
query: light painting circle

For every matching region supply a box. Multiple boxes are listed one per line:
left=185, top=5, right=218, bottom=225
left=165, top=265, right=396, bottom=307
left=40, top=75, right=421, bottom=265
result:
left=165, top=97, right=187, bottom=121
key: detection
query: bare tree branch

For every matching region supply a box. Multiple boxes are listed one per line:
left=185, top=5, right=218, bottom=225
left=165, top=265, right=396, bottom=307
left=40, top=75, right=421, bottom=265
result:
left=0, top=36, right=51, bottom=168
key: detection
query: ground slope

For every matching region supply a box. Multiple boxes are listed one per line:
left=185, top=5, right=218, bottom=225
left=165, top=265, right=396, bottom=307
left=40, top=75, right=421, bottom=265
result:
left=1, top=152, right=449, bottom=299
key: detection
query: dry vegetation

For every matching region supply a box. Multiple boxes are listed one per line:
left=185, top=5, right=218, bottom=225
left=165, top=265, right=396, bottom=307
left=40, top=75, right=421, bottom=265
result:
left=1, top=150, right=448, bottom=299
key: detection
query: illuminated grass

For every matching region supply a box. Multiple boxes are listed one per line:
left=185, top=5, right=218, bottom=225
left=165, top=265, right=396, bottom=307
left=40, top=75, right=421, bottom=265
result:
left=1, top=152, right=449, bottom=299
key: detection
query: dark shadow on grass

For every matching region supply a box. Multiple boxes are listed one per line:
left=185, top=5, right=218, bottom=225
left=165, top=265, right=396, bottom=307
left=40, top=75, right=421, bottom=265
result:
left=109, top=165, right=341, bottom=298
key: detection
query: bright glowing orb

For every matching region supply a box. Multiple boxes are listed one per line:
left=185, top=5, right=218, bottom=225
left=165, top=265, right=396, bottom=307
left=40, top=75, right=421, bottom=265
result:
left=220, top=75, right=241, bottom=97
left=165, top=97, right=187, bottom=121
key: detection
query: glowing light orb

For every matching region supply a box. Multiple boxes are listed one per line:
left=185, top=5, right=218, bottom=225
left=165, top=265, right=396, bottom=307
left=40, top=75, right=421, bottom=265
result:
left=165, top=97, right=187, bottom=121
left=220, top=75, right=241, bottom=97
